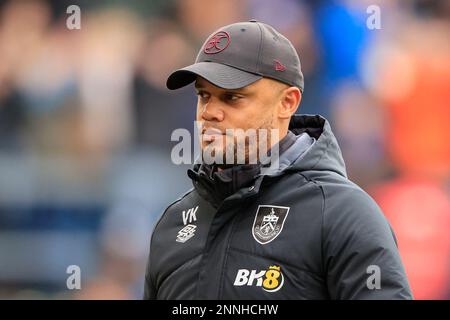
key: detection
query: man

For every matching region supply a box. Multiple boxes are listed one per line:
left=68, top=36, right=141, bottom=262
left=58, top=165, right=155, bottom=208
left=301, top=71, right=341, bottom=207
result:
left=144, top=20, right=413, bottom=299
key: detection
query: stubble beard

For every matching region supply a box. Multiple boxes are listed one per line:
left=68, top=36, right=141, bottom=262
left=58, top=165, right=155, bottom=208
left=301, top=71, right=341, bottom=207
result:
left=203, top=115, right=276, bottom=168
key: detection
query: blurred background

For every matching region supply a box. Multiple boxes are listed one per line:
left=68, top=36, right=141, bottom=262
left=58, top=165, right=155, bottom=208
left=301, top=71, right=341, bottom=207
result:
left=0, top=0, right=449, bottom=299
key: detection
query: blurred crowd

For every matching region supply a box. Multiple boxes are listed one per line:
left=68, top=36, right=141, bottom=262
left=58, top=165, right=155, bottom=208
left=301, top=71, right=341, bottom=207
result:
left=0, top=0, right=449, bottom=299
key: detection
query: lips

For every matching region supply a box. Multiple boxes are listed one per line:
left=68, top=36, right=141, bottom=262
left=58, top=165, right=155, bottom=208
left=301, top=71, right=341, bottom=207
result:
left=202, top=127, right=223, bottom=143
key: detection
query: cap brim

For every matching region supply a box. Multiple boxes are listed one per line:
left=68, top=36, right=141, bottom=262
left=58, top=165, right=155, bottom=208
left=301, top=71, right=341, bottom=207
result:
left=166, top=62, right=262, bottom=90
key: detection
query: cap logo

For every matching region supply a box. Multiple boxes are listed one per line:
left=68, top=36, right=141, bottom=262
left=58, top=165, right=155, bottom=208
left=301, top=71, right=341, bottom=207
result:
left=274, top=59, right=286, bottom=71
left=204, top=31, right=230, bottom=54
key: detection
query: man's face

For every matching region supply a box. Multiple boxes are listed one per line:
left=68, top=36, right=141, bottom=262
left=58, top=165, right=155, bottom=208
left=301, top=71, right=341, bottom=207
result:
left=195, top=76, right=288, bottom=165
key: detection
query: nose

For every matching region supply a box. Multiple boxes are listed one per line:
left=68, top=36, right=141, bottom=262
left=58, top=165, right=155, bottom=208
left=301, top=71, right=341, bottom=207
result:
left=200, top=99, right=225, bottom=122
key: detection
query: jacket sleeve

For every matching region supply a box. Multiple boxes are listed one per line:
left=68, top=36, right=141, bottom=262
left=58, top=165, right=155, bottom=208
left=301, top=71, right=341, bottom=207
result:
left=142, top=193, right=191, bottom=300
left=143, top=218, right=160, bottom=300
left=143, top=269, right=156, bottom=299
left=322, top=185, right=413, bottom=300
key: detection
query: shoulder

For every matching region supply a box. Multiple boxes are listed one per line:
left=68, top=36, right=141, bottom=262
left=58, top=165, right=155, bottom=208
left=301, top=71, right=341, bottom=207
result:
left=298, top=170, right=393, bottom=241
left=151, top=188, right=197, bottom=234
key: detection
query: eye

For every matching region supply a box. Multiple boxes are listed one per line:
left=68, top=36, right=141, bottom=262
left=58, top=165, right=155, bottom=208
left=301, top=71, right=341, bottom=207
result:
left=196, top=91, right=210, bottom=101
left=224, top=93, right=241, bottom=102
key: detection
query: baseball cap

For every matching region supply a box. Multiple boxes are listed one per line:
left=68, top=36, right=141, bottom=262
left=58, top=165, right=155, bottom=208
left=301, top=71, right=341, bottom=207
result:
left=166, top=20, right=304, bottom=92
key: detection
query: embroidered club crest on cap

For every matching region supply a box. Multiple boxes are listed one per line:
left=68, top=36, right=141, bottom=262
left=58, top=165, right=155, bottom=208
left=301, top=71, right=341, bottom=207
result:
left=204, top=31, right=230, bottom=54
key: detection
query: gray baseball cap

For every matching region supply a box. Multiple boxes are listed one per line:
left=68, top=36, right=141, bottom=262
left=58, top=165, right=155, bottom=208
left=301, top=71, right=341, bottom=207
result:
left=166, top=20, right=304, bottom=92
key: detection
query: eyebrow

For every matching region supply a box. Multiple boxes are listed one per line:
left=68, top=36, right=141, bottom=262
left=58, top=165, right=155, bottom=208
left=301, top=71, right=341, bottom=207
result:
left=194, top=83, right=204, bottom=90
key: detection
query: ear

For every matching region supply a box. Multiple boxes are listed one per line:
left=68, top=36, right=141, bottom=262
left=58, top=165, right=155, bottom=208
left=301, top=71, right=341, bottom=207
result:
left=278, top=87, right=301, bottom=119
